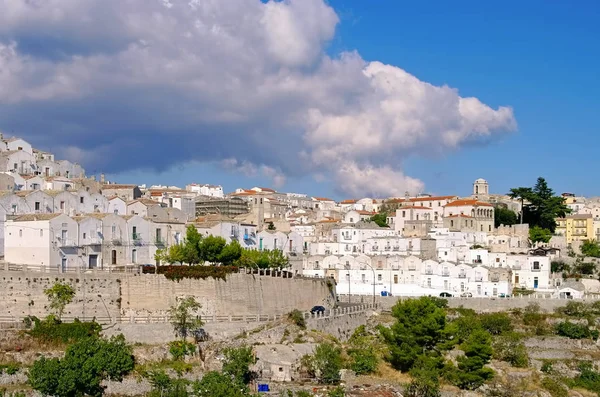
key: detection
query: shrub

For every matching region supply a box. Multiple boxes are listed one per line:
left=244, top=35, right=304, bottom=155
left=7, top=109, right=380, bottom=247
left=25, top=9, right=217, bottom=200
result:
left=192, top=371, right=250, bottom=397
left=222, top=346, right=255, bottom=385
left=312, top=343, right=342, bottom=384
left=327, top=386, right=345, bottom=397
left=146, top=265, right=239, bottom=281
left=0, top=363, right=19, bottom=375
left=522, top=303, right=545, bottom=326
left=555, top=301, right=589, bottom=317
left=541, top=377, right=568, bottom=397
left=541, top=360, right=553, bottom=373
left=288, top=309, right=306, bottom=329
left=405, top=371, right=441, bottom=397
left=480, top=313, right=513, bottom=335
left=28, top=316, right=101, bottom=344
left=555, top=321, right=599, bottom=340
left=570, top=362, right=600, bottom=394
left=492, top=332, right=529, bottom=368
left=348, top=348, right=378, bottom=375
left=168, top=340, right=196, bottom=360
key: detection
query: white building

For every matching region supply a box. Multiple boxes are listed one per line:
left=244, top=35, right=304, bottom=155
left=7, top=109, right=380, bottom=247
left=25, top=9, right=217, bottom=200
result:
left=186, top=184, right=224, bottom=198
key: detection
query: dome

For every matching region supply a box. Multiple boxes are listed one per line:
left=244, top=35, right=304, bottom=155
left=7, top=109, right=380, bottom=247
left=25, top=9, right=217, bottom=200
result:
left=474, top=178, right=488, bottom=184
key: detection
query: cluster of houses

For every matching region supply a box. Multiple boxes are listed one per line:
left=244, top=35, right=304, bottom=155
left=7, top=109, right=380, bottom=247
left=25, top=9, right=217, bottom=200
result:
left=0, top=134, right=592, bottom=298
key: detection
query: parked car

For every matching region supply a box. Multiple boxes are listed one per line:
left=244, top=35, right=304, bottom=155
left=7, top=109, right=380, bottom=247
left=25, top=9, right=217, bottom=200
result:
left=439, top=292, right=453, bottom=297
left=192, top=328, right=209, bottom=342
left=498, top=293, right=511, bottom=298
left=460, top=292, right=473, bottom=298
left=310, top=305, right=326, bottom=314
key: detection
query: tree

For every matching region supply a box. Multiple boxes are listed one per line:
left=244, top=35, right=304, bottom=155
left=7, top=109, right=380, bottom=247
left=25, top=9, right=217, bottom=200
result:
left=581, top=240, right=600, bottom=258
left=170, top=297, right=203, bottom=339
left=380, top=297, right=446, bottom=372
left=183, top=225, right=203, bottom=264
left=199, top=235, right=227, bottom=263
left=28, top=335, right=135, bottom=397
left=218, top=240, right=243, bottom=265
left=312, top=343, right=342, bottom=384
left=370, top=212, right=389, bottom=228
left=222, top=346, right=255, bottom=385
left=267, top=222, right=276, bottom=231
left=449, top=329, right=494, bottom=390
left=509, top=178, right=570, bottom=232
left=529, top=226, right=552, bottom=244
left=494, top=206, right=518, bottom=228
left=267, top=249, right=290, bottom=269
left=44, top=281, right=75, bottom=319
left=193, top=371, right=250, bottom=397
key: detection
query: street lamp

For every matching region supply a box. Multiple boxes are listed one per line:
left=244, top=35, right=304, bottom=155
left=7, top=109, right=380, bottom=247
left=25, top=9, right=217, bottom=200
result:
left=357, top=260, right=376, bottom=305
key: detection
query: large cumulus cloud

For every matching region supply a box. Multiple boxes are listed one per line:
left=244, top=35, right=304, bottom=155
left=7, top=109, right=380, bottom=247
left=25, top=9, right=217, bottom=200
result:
left=0, top=0, right=516, bottom=197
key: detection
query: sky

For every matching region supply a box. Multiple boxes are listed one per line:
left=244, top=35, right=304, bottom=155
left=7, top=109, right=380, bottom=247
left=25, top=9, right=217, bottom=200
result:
left=0, top=0, right=598, bottom=199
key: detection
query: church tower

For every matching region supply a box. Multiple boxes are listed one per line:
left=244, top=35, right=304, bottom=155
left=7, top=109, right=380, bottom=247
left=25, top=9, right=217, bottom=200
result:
left=473, top=178, right=489, bottom=198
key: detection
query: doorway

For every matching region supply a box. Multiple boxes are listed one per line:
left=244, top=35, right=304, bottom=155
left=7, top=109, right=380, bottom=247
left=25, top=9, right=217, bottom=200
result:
left=111, top=250, right=117, bottom=265
left=89, top=255, right=98, bottom=269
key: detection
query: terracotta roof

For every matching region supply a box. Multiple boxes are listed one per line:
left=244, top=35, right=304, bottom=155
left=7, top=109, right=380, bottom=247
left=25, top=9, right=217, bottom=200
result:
left=255, top=187, right=276, bottom=192
left=446, top=214, right=473, bottom=218
left=21, top=175, right=39, bottom=180
left=357, top=210, right=376, bottom=215
left=399, top=206, right=432, bottom=210
left=340, top=199, right=357, bottom=204
left=127, top=198, right=161, bottom=206
left=313, top=197, right=334, bottom=202
left=444, top=199, right=493, bottom=208
left=388, top=195, right=458, bottom=203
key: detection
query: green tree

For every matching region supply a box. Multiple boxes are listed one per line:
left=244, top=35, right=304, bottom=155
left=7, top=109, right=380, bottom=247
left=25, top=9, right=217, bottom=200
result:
left=479, top=313, right=513, bottom=336
left=370, top=212, right=389, bottom=228
left=267, top=222, right=276, bottom=231
left=193, top=371, right=250, bottom=397
left=449, top=329, right=494, bottom=390
left=267, top=249, right=290, bottom=269
left=380, top=297, right=446, bottom=372
left=28, top=335, right=134, bottom=397
left=509, top=178, right=570, bottom=232
left=147, top=371, right=190, bottom=397
left=169, top=297, right=203, bottom=339
left=529, top=226, right=552, bottom=244
left=43, top=281, right=75, bottom=319
left=581, top=240, right=600, bottom=258
left=494, top=206, right=518, bottom=228
left=222, top=346, right=255, bottom=385
left=183, top=225, right=203, bottom=264
left=492, top=332, right=529, bottom=368
left=312, top=343, right=342, bottom=384
left=235, top=249, right=262, bottom=268
left=199, top=235, right=227, bottom=263
left=218, top=240, right=243, bottom=265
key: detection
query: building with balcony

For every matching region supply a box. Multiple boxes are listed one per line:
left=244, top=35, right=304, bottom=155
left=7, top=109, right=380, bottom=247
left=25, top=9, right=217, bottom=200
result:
left=555, top=214, right=594, bottom=244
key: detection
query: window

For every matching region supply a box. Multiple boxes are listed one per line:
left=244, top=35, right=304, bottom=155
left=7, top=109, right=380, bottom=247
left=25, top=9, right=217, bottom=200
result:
left=350, top=217, right=353, bottom=223
left=346, top=273, right=350, bottom=281
left=361, top=274, right=366, bottom=282
left=111, top=225, right=116, bottom=235
left=402, top=211, right=406, bottom=217
left=496, top=257, right=500, bottom=263
left=489, top=225, right=492, bottom=232
left=450, top=220, right=454, bottom=227
left=40, top=229, right=43, bottom=237
left=60, top=201, right=65, bottom=210
left=394, top=274, right=398, bottom=284
left=427, top=278, right=431, bottom=287
left=377, top=274, right=382, bottom=281
left=19, top=229, right=23, bottom=237
left=533, top=261, right=540, bottom=270
left=35, top=201, right=40, bottom=211
left=80, top=197, right=84, bottom=204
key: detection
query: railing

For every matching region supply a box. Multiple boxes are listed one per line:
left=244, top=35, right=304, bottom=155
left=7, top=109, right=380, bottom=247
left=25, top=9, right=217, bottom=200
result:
left=342, top=235, right=352, bottom=240
left=111, top=238, right=123, bottom=246
left=154, top=238, right=166, bottom=247
left=475, top=276, right=483, bottom=282
left=472, top=259, right=482, bottom=264
left=531, top=267, right=541, bottom=272
left=84, top=238, right=102, bottom=245
left=384, top=246, right=391, bottom=251
left=57, top=238, right=78, bottom=247
left=490, top=277, right=500, bottom=282
left=425, top=269, right=433, bottom=275
left=408, top=266, right=416, bottom=271
left=458, top=273, right=467, bottom=278
left=392, top=247, right=399, bottom=251
left=442, top=271, right=450, bottom=277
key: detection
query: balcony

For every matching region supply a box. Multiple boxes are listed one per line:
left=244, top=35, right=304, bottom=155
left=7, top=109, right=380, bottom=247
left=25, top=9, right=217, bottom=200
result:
left=472, top=259, right=482, bottom=264
left=57, top=238, right=79, bottom=248
left=111, top=238, right=122, bottom=246
left=392, top=246, right=399, bottom=251
left=531, top=267, right=541, bottom=272
left=372, top=246, right=379, bottom=251
left=458, top=273, right=467, bottom=279
left=132, top=233, right=143, bottom=246
left=425, top=269, right=433, bottom=275
left=342, top=235, right=352, bottom=240
left=408, top=266, right=417, bottom=271
left=442, top=271, right=450, bottom=277
left=475, top=276, right=483, bottom=282
left=84, top=237, right=102, bottom=246
left=155, top=238, right=166, bottom=247
left=384, top=246, right=391, bottom=251
left=491, top=276, right=500, bottom=282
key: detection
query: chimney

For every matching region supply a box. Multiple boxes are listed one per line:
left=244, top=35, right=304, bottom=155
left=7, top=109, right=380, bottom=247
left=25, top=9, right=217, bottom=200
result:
left=405, top=191, right=410, bottom=202
left=100, top=173, right=105, bottom=183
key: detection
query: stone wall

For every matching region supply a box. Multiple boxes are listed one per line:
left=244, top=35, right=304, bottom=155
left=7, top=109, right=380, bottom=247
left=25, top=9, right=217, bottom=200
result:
left=0, top=271, right=121, bottom=320
left=306, top=306, right=373, bottom=341
left=376, top=296, right=600, bottom=313
left=0, top=270, right=334, bottom=322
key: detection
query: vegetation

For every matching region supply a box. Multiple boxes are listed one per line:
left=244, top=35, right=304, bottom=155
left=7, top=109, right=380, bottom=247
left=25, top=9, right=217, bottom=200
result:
left=492, top=332, right=529, bottom=367
left=494, top=206, right=518, bottom=228
left=370, top=211, right=389, bottom=228
left=287, top=309, right=306, bottom=329
left=193, top=371, right=251, bottom=397
left=43, top=281, right=75, bottom=319
left=346, top=325, right=380, bottom=375
left=529, top=226, right=552, bottom=244
left=479, top=313, right=513, bottom=336
left=555, top=321, right=599, bottom=340
left=308, top=342, right=342, bottom=384
left=26, top=315, right=101, bottom=344
left=168, top=340, right=197, bottom=360
left=221, top=346, right=255, bottom=385
left=147, top=265, right=239, bottom=281
left=267, top=222, right=276, bottom=230
left=146, top=370, right=190, bottom=397
left=541, top=377, right=568, bottom=397
left=170, top=297, right=204, bottom=339
left=508, top=177, right=570, bottom=234
left=551, top=260, right=570, bottom=273
left=581, top=239, right=600, bottom=257
left=28, top=335, right=134, bottom=397
left=569, top=362, right=600, bottom=394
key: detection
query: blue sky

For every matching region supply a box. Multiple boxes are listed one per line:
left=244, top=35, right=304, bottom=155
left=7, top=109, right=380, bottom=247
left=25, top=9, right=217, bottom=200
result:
left=2, top=0, right=598, bottom=199
left=109, top=0, right=599, bottom=198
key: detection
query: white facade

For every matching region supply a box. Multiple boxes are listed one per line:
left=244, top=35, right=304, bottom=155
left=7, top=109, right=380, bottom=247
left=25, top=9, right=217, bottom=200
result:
left=108, top=197, right=127, bottom=215
left=186, top=184, right=224, bottom=198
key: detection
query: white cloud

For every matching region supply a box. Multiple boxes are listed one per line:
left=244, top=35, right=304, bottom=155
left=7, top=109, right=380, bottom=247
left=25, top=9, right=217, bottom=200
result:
left=0, top=0, right=516, bottom=197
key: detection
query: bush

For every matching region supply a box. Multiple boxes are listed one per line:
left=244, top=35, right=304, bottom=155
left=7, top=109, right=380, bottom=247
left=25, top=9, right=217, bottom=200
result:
left=480, top=313, right=513, bottom=335
left=28, top=335, right=134, bottom=397
left=312, top=343, right=342, bottom=385
left=541, top=360, right=553, bottom=373
left=222, top=346, right=255, bottom=385
left=168, top=340, right=196, bottom=360
left=570, top=362, right=600, bottom=394
left=555, top=301, right=589, bottom=317
left=145, top=265, right=239, bottom=281
left=28, top=316, right=101, bottom=344
left=541, top=377, right=568, bottom=397
left=555, top=321, right=599, bottom=340
left=327, top=386, right=345, bottom=397
left=0, top=363, right=19, bottom=375
left=405, top=371, right=441, bottom=397
left=522, top=303, right=545, bottom=326
left=492, top=332, right=529, bottom=368
left=348, top=348, right=378, bottom=375
left=288, top=310, right=306, bottom=329
left=193, top=371, right=250, bottom=397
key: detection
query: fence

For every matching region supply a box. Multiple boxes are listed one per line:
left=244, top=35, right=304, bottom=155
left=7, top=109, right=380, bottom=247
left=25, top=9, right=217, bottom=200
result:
left=0, top=303, right=377, bottom=327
